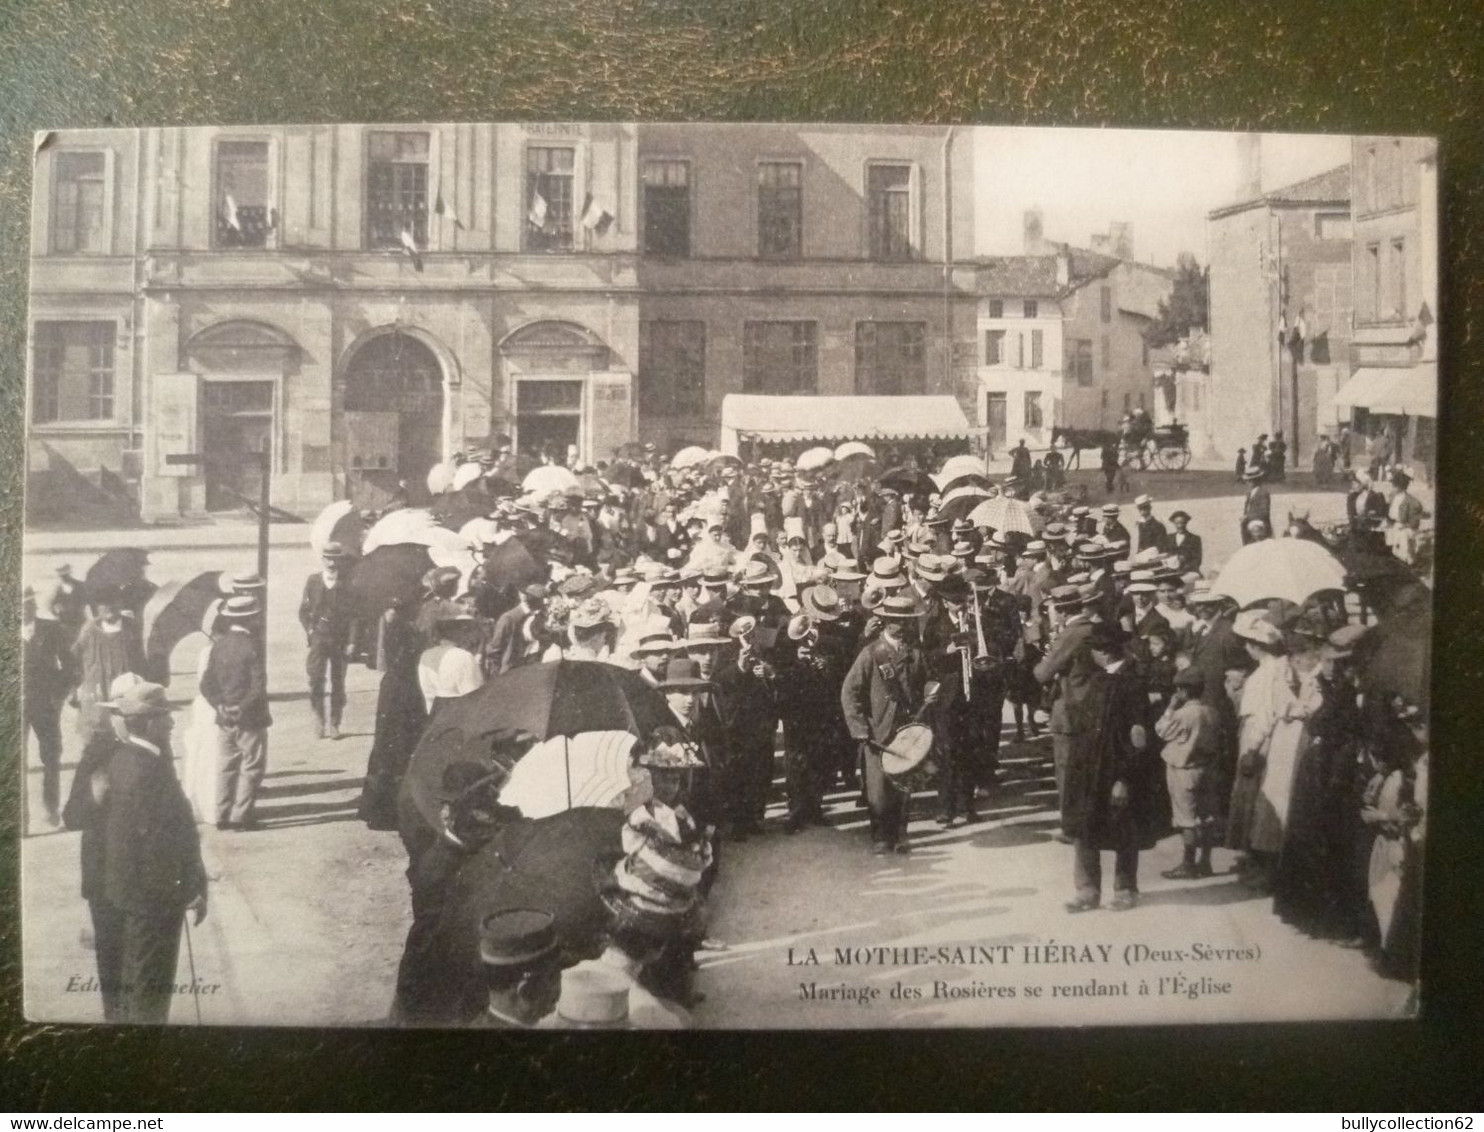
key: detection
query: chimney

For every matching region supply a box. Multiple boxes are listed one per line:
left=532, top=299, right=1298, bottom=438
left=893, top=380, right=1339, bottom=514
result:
left=1023, top=208, right=1045, bottom=254
left=1236, top=134, right=1262, bottom=199
left=1110, top=221, right=1133, bottom=260
left=1055, top=249, right=1070, bottom=286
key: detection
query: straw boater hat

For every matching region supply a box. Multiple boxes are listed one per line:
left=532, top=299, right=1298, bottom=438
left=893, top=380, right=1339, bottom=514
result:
left=1134, top=494, right=1154, bottom=509
left=682, top=619, right=731, bottom=650
left=104, top=681, right=172, bottom=719
left=1112, top=560, right=1134, bottom=577
left=1048, top=585, right=1084, bottom=612
left=950, top=518, right=976, bottom=538
left=610, top=567, right=640, bottom=589
left=868, top=557, right=908, bottom=589
left=231, top=571, right=266, bottom=591
left=905, top=538, right=935, bottom=559
left=219, top=595, right=260, bottom=619
left=875, top=593, right=923, bottom=620
left=1075, top=541, right=1108, bottom=560
left=320, top=541, right=349, bottom=559
left=1185, top=582, right=1225, bottom=606
left=630, top=631, right=676, bottom=659
left=880, top=529, right=905, bottom=552
left=1022, top=539, right=1047, bottom=557
left=801, top=584, right=844, bottom=622
left=914, top=555, right=951, bottom=583
left=786, top=612, right=813, bottom=641
left=1101, top=503, right=1121, bottom=517
left=951, top=540, right=976, bottom=558
left=829, top=559, right=867, bottom=583
left=1071, top=506, right=1091, bottom=519
left=738, top=559, right=774, bottom=588
left=701, top=568, right=731, bottom=590
left=1041, top=521, right=1068, bottom=541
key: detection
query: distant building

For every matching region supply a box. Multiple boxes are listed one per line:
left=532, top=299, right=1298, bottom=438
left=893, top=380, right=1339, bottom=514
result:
left=1150, top=329, right=1214, bottom=458
left=974, top=217, right=1172, bottom=452
left=1206, top=162, right=1353, bottom=465
left=1335, top=137, right=1438, bottom=484
left=28, top=123, right=978, bottom=523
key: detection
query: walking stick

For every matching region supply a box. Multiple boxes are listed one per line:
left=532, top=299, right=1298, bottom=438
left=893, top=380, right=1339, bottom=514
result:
left=183, top=917, right=203, bottom=1026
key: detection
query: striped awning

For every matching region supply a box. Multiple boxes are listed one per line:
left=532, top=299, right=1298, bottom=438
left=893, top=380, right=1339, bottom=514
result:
left=720, top=394, right=975, bottom=443
left=1334, top=366, right=1436, bottom=418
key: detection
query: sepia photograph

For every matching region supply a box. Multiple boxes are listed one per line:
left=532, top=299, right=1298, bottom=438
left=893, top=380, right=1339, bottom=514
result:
left=18, top=121, right=1436, bottom=1031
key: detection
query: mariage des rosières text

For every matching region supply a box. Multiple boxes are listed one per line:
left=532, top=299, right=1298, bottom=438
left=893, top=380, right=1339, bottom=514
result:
left=788, top=941, right=1262, bottom=1004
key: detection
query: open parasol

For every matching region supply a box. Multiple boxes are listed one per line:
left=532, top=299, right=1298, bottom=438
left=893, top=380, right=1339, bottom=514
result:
left=935, top=454, right=988, bottom=485
left=521, top=464, right=581, bottom=495
left=1211, top=538, right=1349, bottom=610
left=968, top=494, right=1036, bottom=535
left=796, top=447, right=836, bottom=472
left=705, top=452, right=742, bottom=473
left=310, top=500, right=366, bottom=558
left=347, top=543, right=435, bottom=619
left=141, top=571, right=225, bottom=684
left=934, top=488, right=994, bottom=524
left=406, top=659, right=672, bottom=827
left=426, top=460, right=458, bottom=496
left=431, top=485, right=494, bottom=532
left=834, top=441, right=875, bottom=461
left=879, top=466, right=937, bottom=499
left=669, top=445, right=711, bottom=470
left=500, top=730, right=638, bottom=818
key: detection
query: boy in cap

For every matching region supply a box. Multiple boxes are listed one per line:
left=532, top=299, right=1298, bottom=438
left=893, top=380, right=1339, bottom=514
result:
left=1165, top=510, right=1202, bottom=574
left=1155, top=667, right=1222, bottom=884
left=74, top=682, right=208, bottom=1023
left=1133, top=495, right=1166, bottom=556
left=474, top=909, right=566, bottom=1028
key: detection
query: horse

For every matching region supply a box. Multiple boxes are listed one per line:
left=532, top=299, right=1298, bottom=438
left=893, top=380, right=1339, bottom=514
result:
left=1049, top=427, right=1121, bottom=470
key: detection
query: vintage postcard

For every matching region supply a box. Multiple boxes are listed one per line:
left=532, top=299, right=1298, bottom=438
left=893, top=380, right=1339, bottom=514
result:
left=19, top=122, right=1434, bottom=1028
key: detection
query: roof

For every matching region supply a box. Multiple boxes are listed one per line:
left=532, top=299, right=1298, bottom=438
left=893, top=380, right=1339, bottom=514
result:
left=1333, top=366, right=1435, bottom=418
left=975, top=256, right=1062, bottom=298
left=720, top=394, right=974, bottom=444
left=1210, top=164, right=1351, bottom=218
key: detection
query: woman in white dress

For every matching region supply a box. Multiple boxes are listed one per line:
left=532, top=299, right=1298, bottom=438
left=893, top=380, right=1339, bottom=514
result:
left=179, top=605, right=223, bottom=824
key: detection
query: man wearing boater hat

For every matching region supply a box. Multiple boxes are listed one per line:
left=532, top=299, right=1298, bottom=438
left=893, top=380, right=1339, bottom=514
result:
left=299, top=540, right=355, bottom=739
left=841, top=592, right=929, bottom=855
left=71, top=682, right=208, bottom=1023
left=1034, top=585, right=1101, bottom=842
left=200, top=594, right=272, bottom=831
left=1239, top=464, right=1271, bottom=545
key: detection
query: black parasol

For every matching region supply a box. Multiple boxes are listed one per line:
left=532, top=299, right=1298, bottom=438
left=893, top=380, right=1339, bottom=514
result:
left=86, top=548, right=155, bottom=615
left=878, top=466, right=937, bottom=499
left=478, top=537, right=546, bottom=592
left=347, top=544, right=432, bottom=620
left=141, top=571, right=224, bottom=684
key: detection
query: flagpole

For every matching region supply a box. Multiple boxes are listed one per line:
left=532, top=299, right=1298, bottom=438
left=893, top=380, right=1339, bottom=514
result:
left=564, top=734, right=572, bottom=810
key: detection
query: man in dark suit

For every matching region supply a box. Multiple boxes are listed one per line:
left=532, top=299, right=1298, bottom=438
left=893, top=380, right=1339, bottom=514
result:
left=1034, top=586, right=1100, bottom=841
left=1239, top=467, right=1271, bottom=545
left=1163, top=510, right=1203, bottom=574
left=485, top=584, right=548, bottom=676
left=712, top=616, right=778, bottom=839
left=65, top=682, right=207, bottom=1023
left=200, top=595, right=272, bottom=830
left=299, top=541, right=355, bottom=739
left=841, top=593, right=929, bottom=855
left=23, top=585, right=72, bottom=828
left=1098, top=503, right=1132, bottom=547
left=1132, top=495, right=1167, bottom=556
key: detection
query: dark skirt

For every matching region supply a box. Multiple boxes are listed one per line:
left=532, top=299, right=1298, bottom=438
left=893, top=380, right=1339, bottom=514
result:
left=359, top=670, right=427, bottom=830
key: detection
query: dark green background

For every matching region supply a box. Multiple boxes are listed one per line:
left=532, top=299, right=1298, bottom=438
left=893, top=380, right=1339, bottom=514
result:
left=1, top=0, right=1480, bottom=1111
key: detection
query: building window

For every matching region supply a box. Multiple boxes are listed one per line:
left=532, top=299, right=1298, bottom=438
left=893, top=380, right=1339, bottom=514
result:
left=1073, top=339, right=1093, bottom=386
left=642, top=160, right=690, bottom=258
left=525, top=146, right=576, bottom=252
left=867, top=163, right=913, bottom=261
left=1100, top=286, right=1112, bottom=323
left=1364, top=146, right=1378, bottom=214
left=1031, top=328, right=1044, bottom=368
left=1023, top=300, right=1038, bottom=318
left=51, top=152, right=108, bottom=254
left=1363, top=243, right=1381, bottom=322
left=1024, top=391, right=1043, bottom=430
left=1015, top=332, right=1026, bottom=369
left=855, top=321, right=926, bottom=395
left=743, top=321, right=817, bottom=395
left=1141, top=338, right=1149, bottom=366
left=31, top=321, right=115, bottom=424
left=987, top=299, right=1004, bottom=319
left=985, top=330, right=1006, bottom=365
left=1390, top=238, right=1407, bottom=320
left=639, top=321, right=705, bottom=417
left=366, top=131, right=429, bottom=250
left=1315, top=212, right=1351, bottom=240
left=215, top=140, right=273, bottom=248
left=1101, top=335, right=1111, bottom=367
left=757, top=161, right=802, bottom=259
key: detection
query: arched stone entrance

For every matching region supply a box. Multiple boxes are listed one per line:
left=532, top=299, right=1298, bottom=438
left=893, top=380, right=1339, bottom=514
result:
left=341, top=330, right=446, bottom=509
left=500, top=320, right=632, bottom=465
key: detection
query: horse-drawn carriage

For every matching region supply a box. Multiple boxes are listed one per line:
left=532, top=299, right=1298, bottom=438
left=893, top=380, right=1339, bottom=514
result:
left=1119, top=413, right=1192, bottom=471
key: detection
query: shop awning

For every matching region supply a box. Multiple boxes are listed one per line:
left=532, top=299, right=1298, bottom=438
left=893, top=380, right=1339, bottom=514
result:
left=1333, top=366, right=1436, bottom=418
left=719, top=394, right=975, bottom=454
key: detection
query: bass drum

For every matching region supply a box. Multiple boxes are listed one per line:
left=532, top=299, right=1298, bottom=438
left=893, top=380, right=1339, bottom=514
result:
left=881, top=722, right=936, bottom=796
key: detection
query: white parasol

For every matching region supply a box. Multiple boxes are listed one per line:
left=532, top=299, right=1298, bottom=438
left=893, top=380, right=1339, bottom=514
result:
left=936, top=454, right=988, bottom=485
left=309, top=500, right=357, bottom=557
left=834, top=441, right=876, bottom=461
left=451, top=461, right=484, bottom=491
left=499, top=729, right=638, bottom=818
left=968, top=495, right=1036, bottom=535
left=669, top=445, right=711, bottom=470
left=1210, top=538, right=1348, bottom=609
left=522, top=464, right=581, bottom=495
left=796, top=446, right=836, bottom=471
left=426, top=460, right=457, bottom=496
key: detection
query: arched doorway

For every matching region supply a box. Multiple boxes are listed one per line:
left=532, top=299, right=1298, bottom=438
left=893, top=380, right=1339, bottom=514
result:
left=500, top=321, right=627, bottom=465
left=342, top=331, right=445, bottom=509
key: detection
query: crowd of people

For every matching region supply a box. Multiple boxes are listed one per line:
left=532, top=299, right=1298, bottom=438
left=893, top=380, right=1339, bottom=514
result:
left=22, top=437, right=1430, bottom=1027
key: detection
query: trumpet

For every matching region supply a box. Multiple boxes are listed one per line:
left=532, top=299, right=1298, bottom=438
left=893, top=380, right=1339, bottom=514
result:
left=968, top=579, right=996, bottom=677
